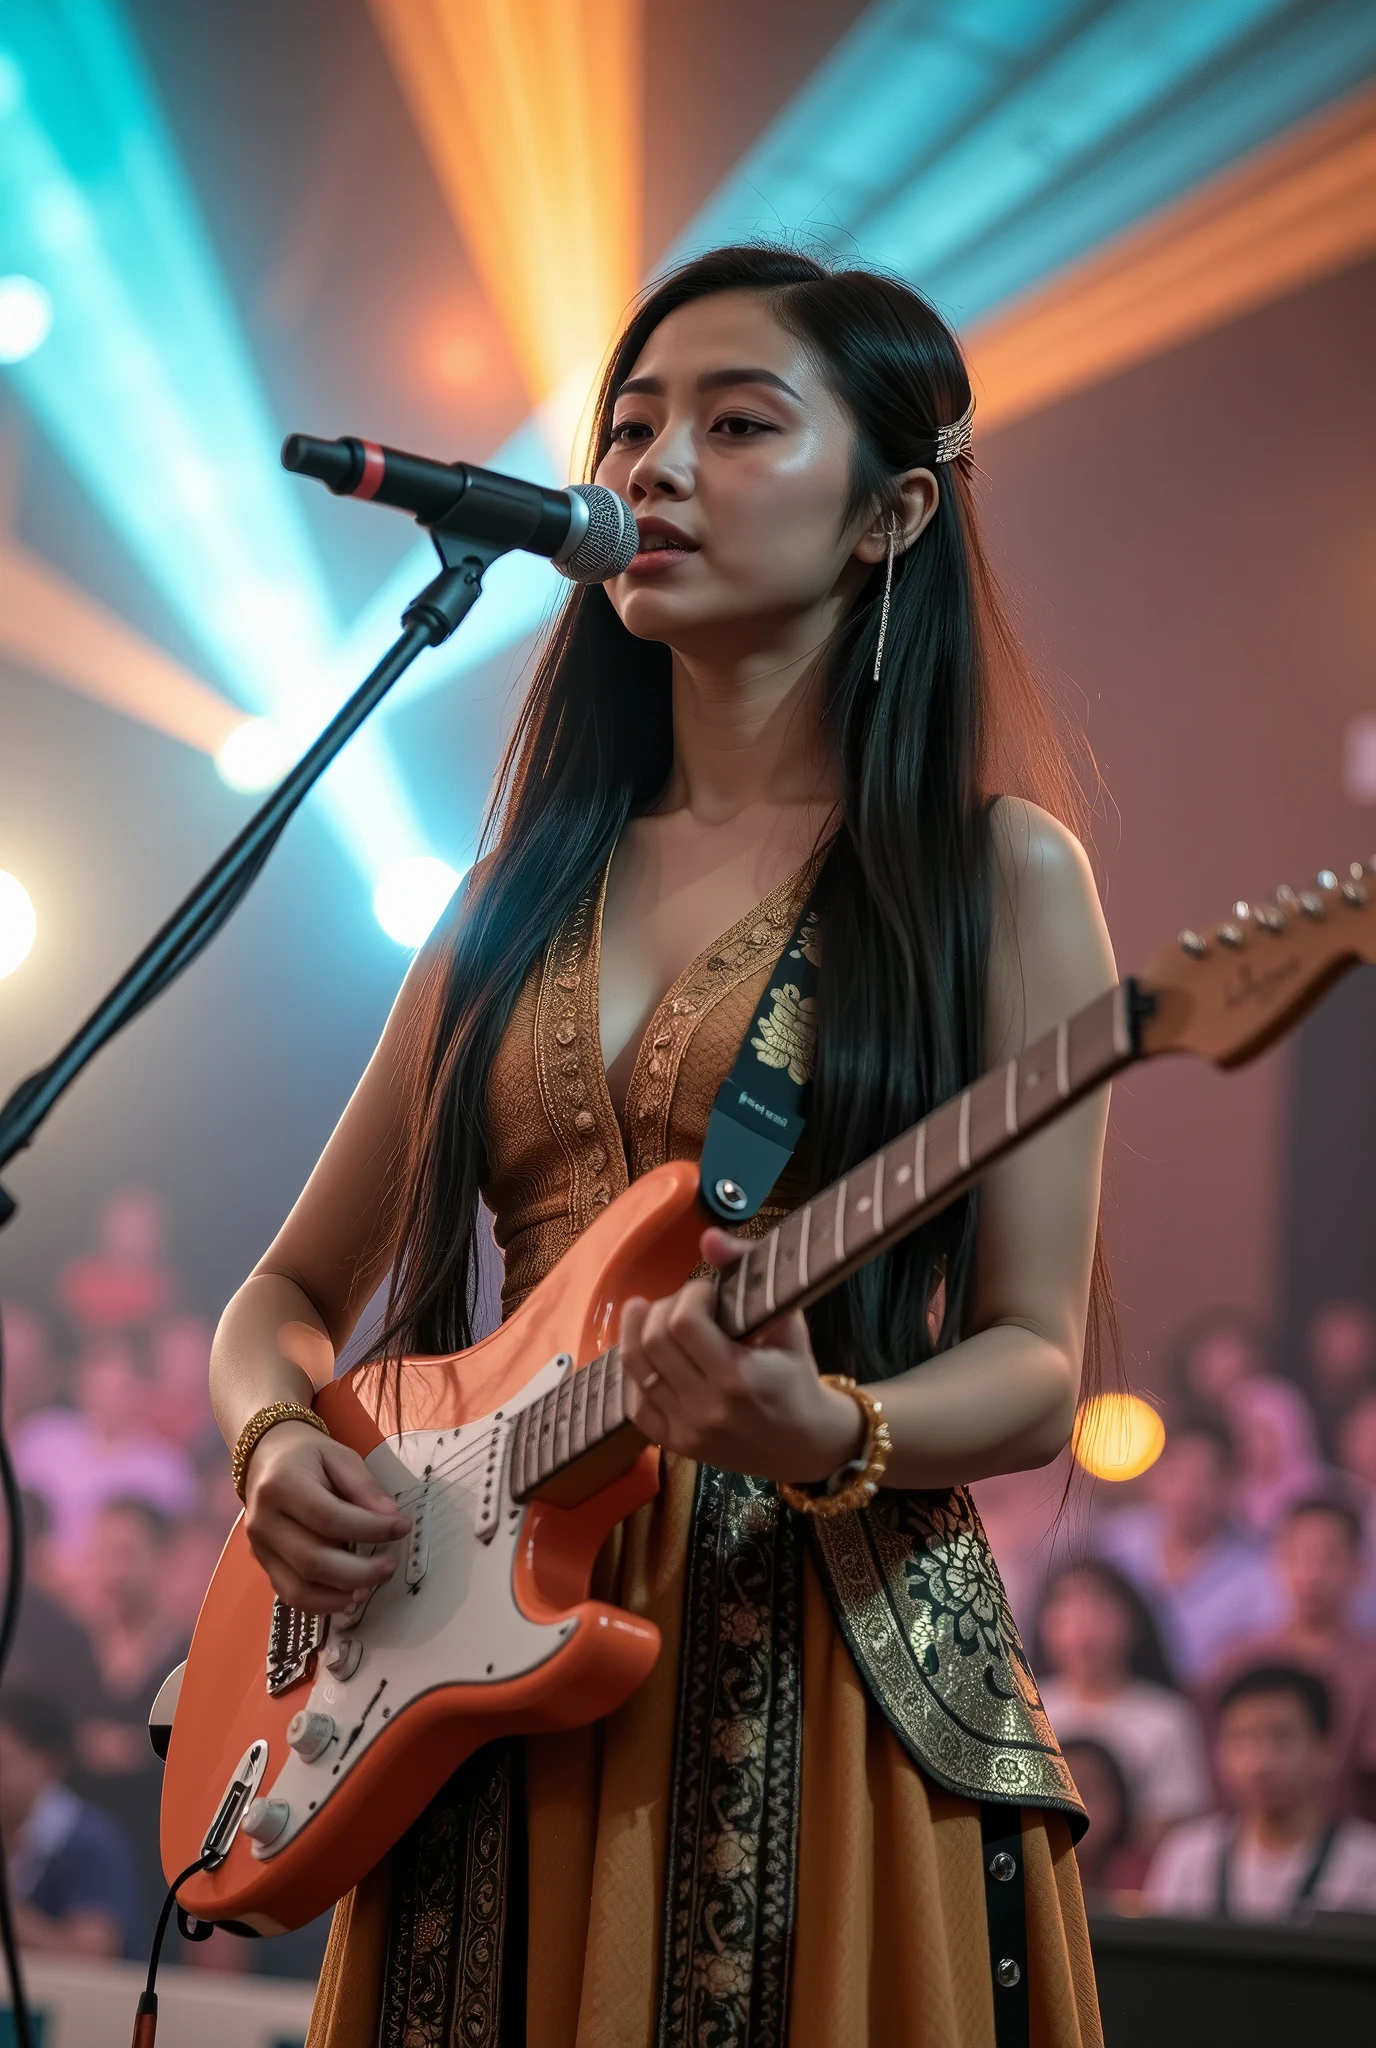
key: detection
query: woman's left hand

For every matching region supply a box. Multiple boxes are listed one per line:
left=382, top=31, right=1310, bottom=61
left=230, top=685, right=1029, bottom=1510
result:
left=620, top=1227, right=864, bottom=1483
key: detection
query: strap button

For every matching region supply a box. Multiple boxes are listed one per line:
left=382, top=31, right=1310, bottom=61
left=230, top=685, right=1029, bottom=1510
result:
left=995, top=1958, right=1022, bottom=1989
left=988, top=1851, right=1017, bottom=1882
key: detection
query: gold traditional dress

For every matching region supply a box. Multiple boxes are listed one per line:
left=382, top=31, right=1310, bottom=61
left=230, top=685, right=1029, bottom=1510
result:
left=307, top=857, right=1102, bottom=2048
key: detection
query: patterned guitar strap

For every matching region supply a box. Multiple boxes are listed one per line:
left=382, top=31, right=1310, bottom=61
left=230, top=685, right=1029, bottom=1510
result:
left=661, top=867, right=1031, bottom=2048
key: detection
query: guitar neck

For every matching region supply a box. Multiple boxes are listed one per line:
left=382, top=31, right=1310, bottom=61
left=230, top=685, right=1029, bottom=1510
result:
left=510, top=979, right=1145, bottom=1505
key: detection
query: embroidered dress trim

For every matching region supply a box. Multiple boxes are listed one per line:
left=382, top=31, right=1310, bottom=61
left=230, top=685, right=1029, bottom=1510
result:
left=657, top=1466, right=804, bottom=2048
left=809, top=1487, right=1087, bottom=1832
left=378, top=1741, right=519, bottom=2048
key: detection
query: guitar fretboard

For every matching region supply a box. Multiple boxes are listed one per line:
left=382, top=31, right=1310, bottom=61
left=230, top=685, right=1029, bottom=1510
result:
left=509, top=981, right=1139, bottom=1505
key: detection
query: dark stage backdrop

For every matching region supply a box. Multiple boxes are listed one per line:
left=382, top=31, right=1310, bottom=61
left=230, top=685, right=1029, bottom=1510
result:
left=981, top=252, right=1376, bottom=1387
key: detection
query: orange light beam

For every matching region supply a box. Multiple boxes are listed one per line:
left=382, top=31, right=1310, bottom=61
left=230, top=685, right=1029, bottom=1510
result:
left=0, top=538, right=242, bottom=755
left=369, top=0, right=642, bottom=431
left=965, top=82, right=1376, bottom=436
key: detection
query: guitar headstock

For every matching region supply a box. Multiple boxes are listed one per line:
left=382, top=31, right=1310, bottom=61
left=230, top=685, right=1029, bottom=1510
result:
left=1138, top=859, right=1376, bottom=1068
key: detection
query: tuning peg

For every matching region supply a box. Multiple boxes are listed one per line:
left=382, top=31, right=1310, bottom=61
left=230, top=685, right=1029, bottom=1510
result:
left=1299, top=891, right=1326, bottom=918
left=1178, top=930, right=1208, bottom=958
left=1317, top=869, right=1339, bottom=890
left=1217, top=921, right=1245, bottom=949
left=1276, top=885, right=1299, bottom=910
left=1233, top=900, right=1250, bottom=921
left=1253, top=905, right=1286, bottom=933
left=1342, top=876, right=1369, bottom=907
left=1351, top=862, right=1368, bottom=881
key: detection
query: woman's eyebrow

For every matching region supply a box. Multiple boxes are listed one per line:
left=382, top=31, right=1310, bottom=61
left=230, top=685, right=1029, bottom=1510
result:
left=614, top=367, right=802, bottom=401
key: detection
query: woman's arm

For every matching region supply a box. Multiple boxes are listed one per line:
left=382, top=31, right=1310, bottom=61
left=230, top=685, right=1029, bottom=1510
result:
left=210, top=931, right=449, bottom=1611
left=621, top=800, right=1117, bottom=1489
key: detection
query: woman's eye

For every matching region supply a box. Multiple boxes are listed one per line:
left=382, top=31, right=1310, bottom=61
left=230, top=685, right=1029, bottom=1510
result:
left=712, top=413, right=773, bottom=439
left=609, top=419, right=652, bottom=445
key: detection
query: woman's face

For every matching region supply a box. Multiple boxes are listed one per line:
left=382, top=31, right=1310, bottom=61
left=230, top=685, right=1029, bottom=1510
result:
left=595, top=290, right=897, bottom=658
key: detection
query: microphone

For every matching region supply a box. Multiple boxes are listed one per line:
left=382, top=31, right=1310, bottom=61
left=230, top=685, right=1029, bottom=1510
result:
left=281, top=433, right=638, bottom=583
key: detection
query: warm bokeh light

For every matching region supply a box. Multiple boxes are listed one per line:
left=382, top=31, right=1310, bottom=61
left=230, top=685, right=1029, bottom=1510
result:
left=429, top=323, right=491, bottom=393
left=0, top=872, right=37, bottom=979
left=372, top=856, right=463, bottom=948
left=1072, top=1393, right=1167, bottom=1483
left=0, top=273, right=53, bottom=363
left=370, top=0, right=642, bottom=435
left=215, top=718, right=293, bottom=793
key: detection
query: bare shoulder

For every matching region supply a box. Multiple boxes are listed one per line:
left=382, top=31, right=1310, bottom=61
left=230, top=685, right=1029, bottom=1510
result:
left=987, top=798, right=1116, bottom=1056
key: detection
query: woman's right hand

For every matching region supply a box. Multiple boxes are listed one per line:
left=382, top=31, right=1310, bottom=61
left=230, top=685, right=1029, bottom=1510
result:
left=242, top=1422, right=412, bottom=1614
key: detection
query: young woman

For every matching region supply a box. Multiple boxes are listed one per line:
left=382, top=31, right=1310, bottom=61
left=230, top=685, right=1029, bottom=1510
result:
left=210, top=246, right=1116, bottom=2047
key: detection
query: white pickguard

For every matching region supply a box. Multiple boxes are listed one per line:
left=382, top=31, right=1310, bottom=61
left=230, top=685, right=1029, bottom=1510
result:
left=248, top=1355, right=572, bottom=1860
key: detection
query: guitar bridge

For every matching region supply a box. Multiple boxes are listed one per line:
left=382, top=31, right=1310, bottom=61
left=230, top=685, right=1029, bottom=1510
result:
left=266, top=1597, right=327, bottom=1697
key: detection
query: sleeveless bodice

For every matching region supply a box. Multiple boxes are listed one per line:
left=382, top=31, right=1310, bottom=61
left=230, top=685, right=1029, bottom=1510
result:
left=483, top=850, right=816, bottom=1316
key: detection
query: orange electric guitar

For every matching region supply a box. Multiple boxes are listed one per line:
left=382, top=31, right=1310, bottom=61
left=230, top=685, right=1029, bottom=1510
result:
left=155, top=858, right=1375, bottom=1934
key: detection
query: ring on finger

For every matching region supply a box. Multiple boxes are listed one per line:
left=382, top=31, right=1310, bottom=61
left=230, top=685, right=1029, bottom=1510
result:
left=641, top=1369, right=661, bottom=1391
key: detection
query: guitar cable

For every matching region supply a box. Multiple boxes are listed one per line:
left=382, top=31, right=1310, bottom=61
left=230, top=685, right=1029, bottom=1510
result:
left=131, top=1854, right=214, bottom=2048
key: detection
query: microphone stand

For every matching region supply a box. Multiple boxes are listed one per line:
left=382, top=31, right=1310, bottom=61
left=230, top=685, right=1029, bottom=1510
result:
left=0, top=527, right=505, bottom=2047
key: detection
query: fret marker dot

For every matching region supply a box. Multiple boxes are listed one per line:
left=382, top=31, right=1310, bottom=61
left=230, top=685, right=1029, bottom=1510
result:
left=897, top=1166, right=911, bottom=1183
left=857, top=1197, right=871, bottom=1213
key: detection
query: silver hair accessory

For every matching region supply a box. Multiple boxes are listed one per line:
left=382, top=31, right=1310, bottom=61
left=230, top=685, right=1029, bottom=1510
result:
left=932, top=392, right=975, bottom=464
left=872, top=514, right=897, bottom=684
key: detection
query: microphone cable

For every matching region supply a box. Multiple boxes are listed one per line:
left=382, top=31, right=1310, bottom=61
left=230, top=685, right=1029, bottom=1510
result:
left=0, top=1310, right=35, bottom=2048
left=131, top=1854, right=214, bottom=2048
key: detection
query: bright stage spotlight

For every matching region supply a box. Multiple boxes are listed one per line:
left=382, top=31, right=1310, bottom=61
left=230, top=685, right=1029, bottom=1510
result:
left=372, top=856, right=463, bottom=949
left=0, top=273, right=51, bottom=361
left=0, top=0, right=435, bottom=900
left=1072, top=1393, right=1166, bottom=1484
left=215, top=718, right=292, bottom=794
left=0, top=871, right=37, bottom=979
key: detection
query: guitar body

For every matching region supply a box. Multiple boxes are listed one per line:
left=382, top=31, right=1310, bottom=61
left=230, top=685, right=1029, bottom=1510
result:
left=163, top=1161, right=705, bottom=1933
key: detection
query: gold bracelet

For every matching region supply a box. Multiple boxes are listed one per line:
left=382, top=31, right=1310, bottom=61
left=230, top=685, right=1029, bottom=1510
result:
left=231, top=1401, right=330, bottom=1502
left=778, top=1375, right=892, bottom=1518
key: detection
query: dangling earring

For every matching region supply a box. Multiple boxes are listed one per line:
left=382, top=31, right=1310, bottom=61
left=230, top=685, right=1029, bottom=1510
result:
left=872, top=515, right=898, bottom=684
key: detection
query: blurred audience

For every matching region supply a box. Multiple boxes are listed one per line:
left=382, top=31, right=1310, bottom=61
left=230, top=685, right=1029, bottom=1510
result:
left=0, top=1303, right=59, bottom=1434
left=1173, top=1309, right=1268, bottom=1427
left=1145, top=1666, right=1376, bottom=1921
left=1225, top=1375, right=1327, bottom=1542
left=0, top=1691, right=141, bottom=1958
left=1338, top=1389, right=1376, bottom=1632
left=1061, top=1738, right=1149, bottom=1904
left=4, top=1492, right=103, bottom=1736
left=1208, top=1498, right=1376, bottom=1820
left=14, top=1333, right=198, bottom=1566
left=1304, top=1299, right=1376, bottom=1459
left=55, top=1187, right=174, bottom=1333
left=147, top=1312, right=217, bottom=1457
left=1096, top=1419, right=1281, bottom=1681
left=1037, top=1562, right=1209, bottom=1850
left=71, top=1499, right=192, bottom=1947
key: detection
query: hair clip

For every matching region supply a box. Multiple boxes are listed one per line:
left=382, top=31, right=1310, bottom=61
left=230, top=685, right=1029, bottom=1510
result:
left=932, top=393, right=974, bottom=464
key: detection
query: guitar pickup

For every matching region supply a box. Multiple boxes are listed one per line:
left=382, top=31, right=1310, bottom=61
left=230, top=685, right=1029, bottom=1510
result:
left=474, top=1421, right=507, bottom=1545
left=405, top=1475, right=432, bottom=1589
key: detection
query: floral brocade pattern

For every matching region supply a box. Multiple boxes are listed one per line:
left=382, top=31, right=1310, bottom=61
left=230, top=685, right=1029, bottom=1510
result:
left=378, top=1743, right=517, bottom=2048
left=811, top=1487, right=1087, bottom=1831
left=657, top=1467, right=804, bottom=2048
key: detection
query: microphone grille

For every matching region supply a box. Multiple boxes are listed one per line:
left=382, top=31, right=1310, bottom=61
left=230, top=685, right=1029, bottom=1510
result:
left=555, top=485, right=639, bottom=583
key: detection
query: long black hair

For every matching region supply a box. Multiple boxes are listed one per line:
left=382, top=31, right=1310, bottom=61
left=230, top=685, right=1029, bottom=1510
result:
left=377, top=245, right=1110, bottom=1386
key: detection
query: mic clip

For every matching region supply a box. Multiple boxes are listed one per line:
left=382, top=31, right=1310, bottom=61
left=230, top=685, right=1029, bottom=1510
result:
left=402, top=529, right=508, bottom=647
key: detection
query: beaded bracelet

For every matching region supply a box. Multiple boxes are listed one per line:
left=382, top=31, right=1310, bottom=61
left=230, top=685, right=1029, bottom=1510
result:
left=231, top=1400, right=330, bottom=1502
left=778, top=1375, right=892, bottom=1518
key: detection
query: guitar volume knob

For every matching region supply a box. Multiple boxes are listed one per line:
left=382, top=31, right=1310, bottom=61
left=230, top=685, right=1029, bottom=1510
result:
left=286, top=1709, right=335, bottom=1760
left=240, top=1796, right=289, bottom=1844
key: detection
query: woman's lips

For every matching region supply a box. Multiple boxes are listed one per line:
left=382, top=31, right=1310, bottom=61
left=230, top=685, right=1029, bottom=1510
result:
left=624, top=542, right=696, bottom=574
